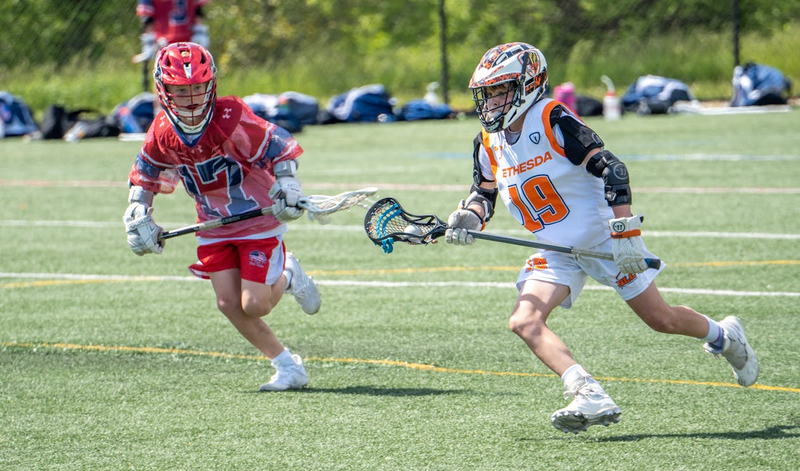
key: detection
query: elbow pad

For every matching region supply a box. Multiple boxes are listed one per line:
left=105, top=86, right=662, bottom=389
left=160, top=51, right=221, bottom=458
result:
left=586, top=150, right=632, bottom=206
left=465, top=185, right=498, bottom=223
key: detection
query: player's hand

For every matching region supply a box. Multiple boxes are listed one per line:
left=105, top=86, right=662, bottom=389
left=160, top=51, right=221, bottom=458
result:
left=123, top=203, right=164, bottom=256
left=191, top=24, right=210, bottom=48
left=270, top=176, right=304, bottom=223
left=445, top=204, right=483, bottom=245
left=609, top=215, right=647, bottom=274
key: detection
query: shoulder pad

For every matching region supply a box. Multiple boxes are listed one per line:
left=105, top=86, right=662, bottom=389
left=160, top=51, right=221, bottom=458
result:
left=550, top=106, right=604, bottom=166
left=472, top=132, right=493, bottom=187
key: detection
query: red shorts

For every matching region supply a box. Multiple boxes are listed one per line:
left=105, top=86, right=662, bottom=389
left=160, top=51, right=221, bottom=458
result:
left=188, top=238, right=285, bottom=284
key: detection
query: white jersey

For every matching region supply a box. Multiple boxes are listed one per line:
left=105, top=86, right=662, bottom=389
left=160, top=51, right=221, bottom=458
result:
left=475, top=98, right=614, bottom=249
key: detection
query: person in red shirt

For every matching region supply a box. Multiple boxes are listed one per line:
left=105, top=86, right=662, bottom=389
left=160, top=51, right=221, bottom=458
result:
left=136, top=0, right=210, bottom=62
left=124, top=43, right=318, bottom=392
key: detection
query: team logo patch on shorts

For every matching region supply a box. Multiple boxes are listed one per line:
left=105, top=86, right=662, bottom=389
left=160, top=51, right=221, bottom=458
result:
left=615, top=272, right=637, bottom=288
left=525, top=256, right=548, bottom=272
left=249, top=250, right=268, bottom=268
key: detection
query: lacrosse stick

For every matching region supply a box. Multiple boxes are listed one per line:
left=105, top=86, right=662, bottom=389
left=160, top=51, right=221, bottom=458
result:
left=364, top=197, right=661, bottom=269
left=160, top=187, right=378, bottom=241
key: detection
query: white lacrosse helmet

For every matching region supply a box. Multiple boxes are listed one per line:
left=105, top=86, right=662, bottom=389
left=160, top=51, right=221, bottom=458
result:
left=469, top=42, right=548, bottom=132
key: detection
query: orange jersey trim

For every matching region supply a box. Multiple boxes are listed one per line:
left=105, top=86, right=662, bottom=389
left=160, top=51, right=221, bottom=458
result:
left=481, top=129, right=499, bottom=179
left=541, top=101, right=566, bottom=158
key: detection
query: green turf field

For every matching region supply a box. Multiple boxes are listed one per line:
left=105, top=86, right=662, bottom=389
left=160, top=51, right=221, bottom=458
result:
left=1, top=110, right=799, bottom=469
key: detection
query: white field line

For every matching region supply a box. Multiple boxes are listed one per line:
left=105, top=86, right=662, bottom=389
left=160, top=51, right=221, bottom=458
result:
left=0, top=272, right=798, bottom=298
left=2, top=219, right=799, bottom=240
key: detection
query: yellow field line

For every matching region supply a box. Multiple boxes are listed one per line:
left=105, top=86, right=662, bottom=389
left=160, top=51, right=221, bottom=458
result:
left=1, top=279, right=133, bottom=289
left=3, top=341, right=798, bottom=393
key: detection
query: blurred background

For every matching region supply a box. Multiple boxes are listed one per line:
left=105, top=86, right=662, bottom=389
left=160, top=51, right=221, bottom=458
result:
left=1, top=0, right=799, bottom=118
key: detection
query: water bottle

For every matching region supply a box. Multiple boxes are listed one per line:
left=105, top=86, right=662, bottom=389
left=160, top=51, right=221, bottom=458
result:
left=601, top=75, right=621, bottom=121
left=64, top=122, right=87, bottom=142
left=603, top=91, right=621, bottom=121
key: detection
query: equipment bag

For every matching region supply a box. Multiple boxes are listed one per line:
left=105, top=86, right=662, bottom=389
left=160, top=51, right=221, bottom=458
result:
left=113, top=92, right=156, bottom=133
left=398, top=99, right=454, bottom=121
left=39, top=105, right=95, bottom=139
left=326, top=84, right=395, bottom=123
left=0, top=91, right=38, bottom=136
left=621, top=75, right=695, bottom=114
left=731, top=62, right=792, bottom=107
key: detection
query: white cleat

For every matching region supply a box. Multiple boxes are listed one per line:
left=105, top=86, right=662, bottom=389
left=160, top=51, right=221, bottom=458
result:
left=285, top=252, right=321, bottom=315
left=704, top=316, right=759, bottom=387
left=259, top=354, right=308, bottom=391
left=551, top=378, right=621, bottom=434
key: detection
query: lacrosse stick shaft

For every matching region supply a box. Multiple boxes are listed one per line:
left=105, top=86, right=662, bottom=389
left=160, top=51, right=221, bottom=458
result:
left=160, top=187, right=377, bottom=241
left=467, top=230, right=661, bottom=269
left=159, top=205, right=274, bottom=240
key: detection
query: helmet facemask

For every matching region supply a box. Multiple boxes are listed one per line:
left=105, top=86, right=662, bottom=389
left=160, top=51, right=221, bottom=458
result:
left=154, top=42, right=217, bottom=145
left=161, top=81, right=215, bottom=134
left=472, top=81, right=522, bottom=133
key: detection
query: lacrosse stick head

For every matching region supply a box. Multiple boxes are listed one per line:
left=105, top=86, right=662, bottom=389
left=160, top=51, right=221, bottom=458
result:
left=363, top=197, right=447, bottom=253
left=304, top=187, right=378, bottom=224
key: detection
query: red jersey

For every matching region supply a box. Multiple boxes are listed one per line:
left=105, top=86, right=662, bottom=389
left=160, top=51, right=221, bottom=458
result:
left=128, top=95, right=303, bottom=240
left=136, top=0, right=209, bottom=44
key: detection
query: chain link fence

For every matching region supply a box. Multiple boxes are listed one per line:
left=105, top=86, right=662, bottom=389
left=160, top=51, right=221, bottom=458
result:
left=2, top=1, right=798, bottom=115
left=1, top=1, right=139, bottom=69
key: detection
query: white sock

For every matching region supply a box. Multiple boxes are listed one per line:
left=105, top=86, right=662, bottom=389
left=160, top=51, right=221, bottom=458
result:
left=270, top=348, right=294, bottom=368
left=561, top=364, right=602, bottom=390
left=283, top=270, right=293, bottom=291
left=701, top=315, right=725, bottom=349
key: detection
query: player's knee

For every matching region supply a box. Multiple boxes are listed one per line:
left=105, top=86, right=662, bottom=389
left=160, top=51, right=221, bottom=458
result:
left=642, top=308, right=682, bottom=334
left=509, top=311, right=544, bottom=338
left=216, top=296, right=242, bottom=318
left=241, top=296, right=274, bottom=318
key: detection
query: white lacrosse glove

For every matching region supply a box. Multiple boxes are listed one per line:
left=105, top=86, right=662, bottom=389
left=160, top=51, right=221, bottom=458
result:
left=609, top=215, right=648, bottom=274
left=270, top=176, right=305, bottom=223
left=123, top=203, right=164, bottom=256
left=139, top=32, right=157, bottom=61
left=445, top=202, right=483, bottom=245
left=190, top=24, right=210, bottom=48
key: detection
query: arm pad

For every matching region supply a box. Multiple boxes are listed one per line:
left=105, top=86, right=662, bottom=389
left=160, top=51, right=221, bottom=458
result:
left=586, top=150, right=632, bottom=206
left=273, top=159, right=298, bottom=178
left=128, top=185, right=154, bottom=206
left=551, top=107, right=604, bottom=166
left=465, top=185, right=498, bottom=223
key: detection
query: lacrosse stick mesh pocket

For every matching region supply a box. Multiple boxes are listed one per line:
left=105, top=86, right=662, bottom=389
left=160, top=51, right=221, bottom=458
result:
left=364, top=198, right=443, bottom=253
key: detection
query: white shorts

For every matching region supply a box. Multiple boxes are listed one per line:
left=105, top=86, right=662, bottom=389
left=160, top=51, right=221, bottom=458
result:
left=515, top=238, right=665, bottom=309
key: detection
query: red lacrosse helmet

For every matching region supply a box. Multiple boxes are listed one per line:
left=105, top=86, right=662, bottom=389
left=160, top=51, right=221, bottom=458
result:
left=154, top=42, right=217, bottom=144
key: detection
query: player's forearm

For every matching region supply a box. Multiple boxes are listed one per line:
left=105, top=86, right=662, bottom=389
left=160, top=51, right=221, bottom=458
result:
left=612, top=205, right=633, bottom=219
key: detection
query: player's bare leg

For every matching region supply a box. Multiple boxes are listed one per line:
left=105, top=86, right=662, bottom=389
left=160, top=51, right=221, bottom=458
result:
left=209, top=269, right=285, bottom=358
left=627, top=282, right=758, bottom=386
left=510, top=281, right=575, bottom=374
left=625, top=282, right=709, bottom=336
left=510, top=280, right=620, bottom=433
left=209, top=269, right=307, bottom=391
